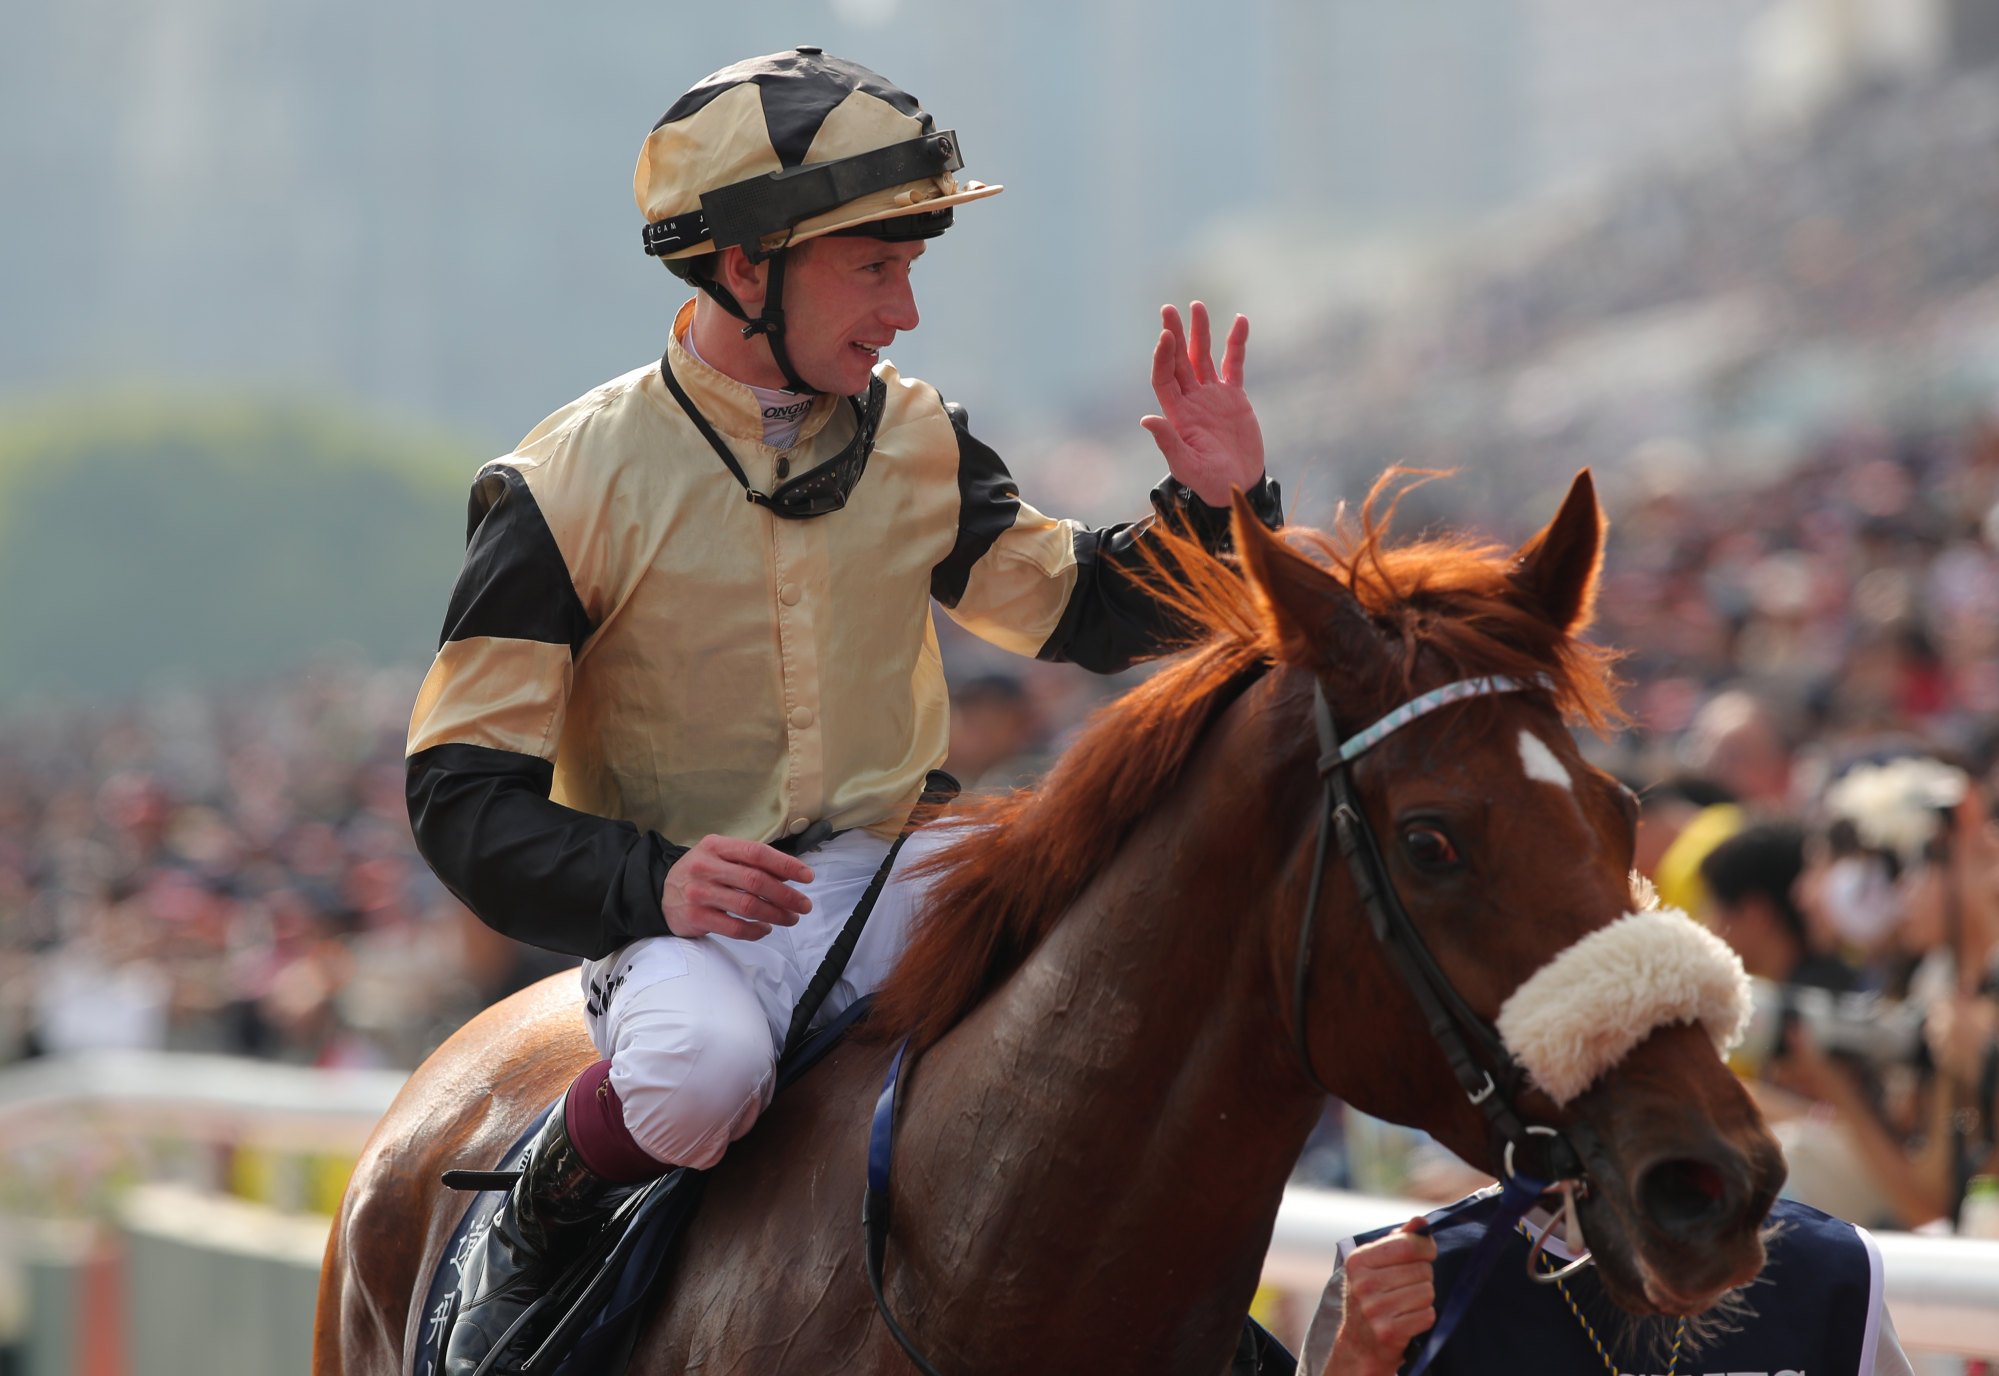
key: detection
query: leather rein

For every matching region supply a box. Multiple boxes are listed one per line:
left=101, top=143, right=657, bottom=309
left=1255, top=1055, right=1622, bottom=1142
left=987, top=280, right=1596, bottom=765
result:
left=862, top=669, right=1592, bottom=1376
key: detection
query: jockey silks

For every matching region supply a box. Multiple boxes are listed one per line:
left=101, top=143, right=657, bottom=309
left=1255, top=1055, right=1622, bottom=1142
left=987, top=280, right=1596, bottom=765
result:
left=404, top=297, right=1282, bottom=959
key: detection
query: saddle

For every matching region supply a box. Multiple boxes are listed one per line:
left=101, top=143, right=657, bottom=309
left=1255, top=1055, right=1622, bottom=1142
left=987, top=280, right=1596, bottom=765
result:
left=413, top=994, right=878, bottom=1376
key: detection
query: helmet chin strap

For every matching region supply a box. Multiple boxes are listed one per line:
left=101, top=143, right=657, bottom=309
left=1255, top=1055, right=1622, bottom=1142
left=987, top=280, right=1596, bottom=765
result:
left=695, top=249, right=818, bottom=396
left=740, top=251, right=818, bottom=395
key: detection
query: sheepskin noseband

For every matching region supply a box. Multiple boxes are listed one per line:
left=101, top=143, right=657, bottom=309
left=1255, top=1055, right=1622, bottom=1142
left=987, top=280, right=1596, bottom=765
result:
left=1494, top=906, right=1750, bottom=1106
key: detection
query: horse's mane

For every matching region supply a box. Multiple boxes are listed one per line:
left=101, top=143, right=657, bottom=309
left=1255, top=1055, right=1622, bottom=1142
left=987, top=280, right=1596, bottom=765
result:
left=867, top=472, right=1625, bottom=1051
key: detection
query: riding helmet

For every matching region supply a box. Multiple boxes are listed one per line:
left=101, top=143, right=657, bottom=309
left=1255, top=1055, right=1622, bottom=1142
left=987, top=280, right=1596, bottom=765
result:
left=636, top=47, right=1001, bottom=264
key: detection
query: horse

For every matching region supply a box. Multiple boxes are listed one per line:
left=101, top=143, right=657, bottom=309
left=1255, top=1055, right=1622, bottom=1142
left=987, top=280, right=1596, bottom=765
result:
left=316, top=470, right=1785, bottom=1375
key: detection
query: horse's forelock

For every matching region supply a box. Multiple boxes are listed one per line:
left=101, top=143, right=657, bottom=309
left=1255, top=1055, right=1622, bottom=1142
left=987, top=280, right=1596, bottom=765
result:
left=1300, top=471, right=1627, bottom=734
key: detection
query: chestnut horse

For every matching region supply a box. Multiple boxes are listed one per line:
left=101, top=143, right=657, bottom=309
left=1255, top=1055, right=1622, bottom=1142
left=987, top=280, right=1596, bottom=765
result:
left=317, top=471, right=1784, bottom=1375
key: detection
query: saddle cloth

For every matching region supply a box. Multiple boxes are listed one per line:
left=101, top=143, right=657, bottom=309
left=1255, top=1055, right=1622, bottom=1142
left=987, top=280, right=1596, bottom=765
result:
left=410, top=994, right=879, bottom=1376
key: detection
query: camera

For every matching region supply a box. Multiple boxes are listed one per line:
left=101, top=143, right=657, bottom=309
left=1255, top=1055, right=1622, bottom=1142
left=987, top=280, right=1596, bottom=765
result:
left=1735, top=977, right=1924, bottom=1071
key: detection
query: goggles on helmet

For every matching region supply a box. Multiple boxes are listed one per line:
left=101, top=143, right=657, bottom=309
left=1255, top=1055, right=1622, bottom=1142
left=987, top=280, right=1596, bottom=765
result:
left=643, top=131, right=965, bottom=263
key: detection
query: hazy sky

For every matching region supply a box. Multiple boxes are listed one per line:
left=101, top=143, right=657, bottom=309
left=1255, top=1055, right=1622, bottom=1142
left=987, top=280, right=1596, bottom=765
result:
left=6, top=1, right=1774, bottom=462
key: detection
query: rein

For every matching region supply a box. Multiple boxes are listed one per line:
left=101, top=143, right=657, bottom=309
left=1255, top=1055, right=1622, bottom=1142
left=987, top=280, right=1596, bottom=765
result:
left=862, top=670, right=1590, bottom=1376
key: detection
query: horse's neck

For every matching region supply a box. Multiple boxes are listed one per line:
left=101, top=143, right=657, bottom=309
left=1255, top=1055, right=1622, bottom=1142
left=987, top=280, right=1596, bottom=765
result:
left=891, top=676, right=1326, bottom=1362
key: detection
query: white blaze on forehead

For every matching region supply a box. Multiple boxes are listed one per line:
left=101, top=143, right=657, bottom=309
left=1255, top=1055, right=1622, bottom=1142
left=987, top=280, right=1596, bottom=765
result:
left=1495, top=909, right=1751, bottom=1106
left=1517, top=729, right=1574, bottom=792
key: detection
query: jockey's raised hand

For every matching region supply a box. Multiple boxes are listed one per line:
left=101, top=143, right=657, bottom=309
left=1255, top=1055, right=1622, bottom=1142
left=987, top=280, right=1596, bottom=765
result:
left=1140, top=300, right=1265, bottom=506
left=662, top=835, right=813, bottom=941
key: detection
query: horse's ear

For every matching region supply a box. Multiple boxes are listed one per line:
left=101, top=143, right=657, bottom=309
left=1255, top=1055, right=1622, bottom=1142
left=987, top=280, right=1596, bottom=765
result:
left=1510, top=469, right=1605, bottom=635
left=1231, top=493, right=1389, bottom=674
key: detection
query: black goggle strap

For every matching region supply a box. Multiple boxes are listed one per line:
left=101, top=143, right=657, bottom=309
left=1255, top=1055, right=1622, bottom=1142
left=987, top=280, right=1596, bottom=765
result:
left=642, top=131, right=964, bottom=261
left=659, top=347, right=772, bottom=507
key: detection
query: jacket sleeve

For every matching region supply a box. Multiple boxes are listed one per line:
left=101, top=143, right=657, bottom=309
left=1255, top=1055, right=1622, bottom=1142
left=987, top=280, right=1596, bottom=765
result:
left=404, top=464, right=682, bottom=960
left=928, top=403, right=1283, bottom=674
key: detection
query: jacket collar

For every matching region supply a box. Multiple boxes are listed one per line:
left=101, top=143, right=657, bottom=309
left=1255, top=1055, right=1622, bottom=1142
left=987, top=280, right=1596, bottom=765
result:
left=662, top=299, right=842, bottom=447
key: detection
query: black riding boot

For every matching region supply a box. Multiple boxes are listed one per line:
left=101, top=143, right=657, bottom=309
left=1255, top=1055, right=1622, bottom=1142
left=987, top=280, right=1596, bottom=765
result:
left=443, top=1107, right=629, bottom=1376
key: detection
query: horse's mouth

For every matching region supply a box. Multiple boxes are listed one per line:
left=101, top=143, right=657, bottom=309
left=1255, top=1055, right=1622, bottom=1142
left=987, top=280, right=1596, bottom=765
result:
left=1578, top=1191, right=1767, bottom=1319
left=1587, top=1243, right=1725, bottom=1318
left=1587, top=1239, right=1671, bottom=1316
left=1636, top=1264, right=1746, bottom=1318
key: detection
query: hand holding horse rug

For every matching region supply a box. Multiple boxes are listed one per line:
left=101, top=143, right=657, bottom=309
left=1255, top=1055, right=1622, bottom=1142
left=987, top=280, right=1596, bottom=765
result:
left=317, top=471, right=1786, bottom=1375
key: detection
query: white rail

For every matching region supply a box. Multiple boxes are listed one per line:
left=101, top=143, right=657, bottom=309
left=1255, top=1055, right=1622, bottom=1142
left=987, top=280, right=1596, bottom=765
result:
left=4, top=1056, right=1998, bottom=1357
left=0, top=1050, right=404, bottom=1153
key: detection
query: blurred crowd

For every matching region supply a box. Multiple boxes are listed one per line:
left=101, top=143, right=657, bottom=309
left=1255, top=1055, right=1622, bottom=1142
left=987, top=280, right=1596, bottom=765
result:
left=1253, top=65, right=1999, bottom=529
left=1592, top=411, right=1999, bottom=1239
left=1238, top=58, right=1999, bottom=1240
left=0, top=644, right=1080, bottom=1077
left=1590, top=421, right=1999, bottom=1239
left=1600, top=416, right=1999, bottom=770
left=0, top=665, right=571, bottom=1071
left=6, top=411, right=1999, bottom=1236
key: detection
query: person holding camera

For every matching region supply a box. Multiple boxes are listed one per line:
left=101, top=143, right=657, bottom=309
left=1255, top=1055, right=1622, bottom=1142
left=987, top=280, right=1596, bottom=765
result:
left=1699, top=819, right=1857, bottom=991
left=1758, top=769, right=1999, bottom=1231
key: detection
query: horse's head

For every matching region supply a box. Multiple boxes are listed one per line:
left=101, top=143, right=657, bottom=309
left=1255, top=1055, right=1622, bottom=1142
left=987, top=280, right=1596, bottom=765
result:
left=1234, top=471, right=1784, bottom=1319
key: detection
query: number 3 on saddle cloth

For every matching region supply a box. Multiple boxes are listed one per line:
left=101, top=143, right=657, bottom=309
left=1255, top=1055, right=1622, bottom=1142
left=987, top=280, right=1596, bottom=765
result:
left=413, top=995, right=1294, bottom=1376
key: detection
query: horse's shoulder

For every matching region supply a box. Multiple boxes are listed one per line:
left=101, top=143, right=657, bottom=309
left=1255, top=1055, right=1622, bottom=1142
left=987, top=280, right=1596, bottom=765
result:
left=644, top=1034, right=895, bottom=1363
left=330, top=975, right=597, bottom=1368
left=715, top=1033, right=895, bottom=1189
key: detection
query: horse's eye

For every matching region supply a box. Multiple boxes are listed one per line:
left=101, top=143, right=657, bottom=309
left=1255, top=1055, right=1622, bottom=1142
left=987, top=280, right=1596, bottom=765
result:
left=1401, top=824, right=1461, bottom=872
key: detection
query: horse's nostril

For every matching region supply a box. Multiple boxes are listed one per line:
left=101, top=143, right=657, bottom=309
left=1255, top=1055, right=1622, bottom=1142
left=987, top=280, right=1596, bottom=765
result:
left=1639, top=1158, right=1731, bottom=1235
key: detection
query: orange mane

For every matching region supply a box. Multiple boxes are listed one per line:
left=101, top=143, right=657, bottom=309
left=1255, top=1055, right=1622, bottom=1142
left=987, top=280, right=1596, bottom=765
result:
left=867, top=473, right=1625, bottom=1050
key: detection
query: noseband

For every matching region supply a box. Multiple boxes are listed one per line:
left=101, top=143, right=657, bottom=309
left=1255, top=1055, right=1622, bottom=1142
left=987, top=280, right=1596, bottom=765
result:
left=1294, top=672, right=1585, bottom=1186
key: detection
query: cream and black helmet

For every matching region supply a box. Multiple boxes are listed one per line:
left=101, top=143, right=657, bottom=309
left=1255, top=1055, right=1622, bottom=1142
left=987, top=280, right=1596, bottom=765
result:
left=638, top=47, right=1001, bottom=393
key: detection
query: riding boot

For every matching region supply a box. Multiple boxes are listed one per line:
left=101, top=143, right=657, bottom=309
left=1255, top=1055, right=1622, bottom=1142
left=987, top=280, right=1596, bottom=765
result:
left=443, top=1106, right=630, bottom=1376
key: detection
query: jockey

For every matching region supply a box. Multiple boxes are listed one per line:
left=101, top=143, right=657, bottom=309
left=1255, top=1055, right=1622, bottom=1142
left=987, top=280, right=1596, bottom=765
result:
left=405, top=47, right=1280, bottom=1372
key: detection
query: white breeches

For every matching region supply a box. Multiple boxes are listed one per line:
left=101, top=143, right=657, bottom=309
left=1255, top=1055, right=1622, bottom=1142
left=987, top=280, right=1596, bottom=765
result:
left=579, top=824, right=958, bottom=1169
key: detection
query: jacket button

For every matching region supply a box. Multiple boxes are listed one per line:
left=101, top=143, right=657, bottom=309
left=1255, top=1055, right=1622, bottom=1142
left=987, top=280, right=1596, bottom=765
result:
left=788, top=816, right=810, bottom=835
left=779, top=582, right=802, bottom=606
left=789, top=706, right=814, bottom=729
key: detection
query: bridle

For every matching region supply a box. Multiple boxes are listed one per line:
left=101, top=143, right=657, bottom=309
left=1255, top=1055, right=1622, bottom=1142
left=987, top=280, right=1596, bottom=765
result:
left=1295, top=672, right=1586, bottom=1186
left=862, top=668, right=1599, bottom=1376
left=1296, top=670, right=1603, bottom=1376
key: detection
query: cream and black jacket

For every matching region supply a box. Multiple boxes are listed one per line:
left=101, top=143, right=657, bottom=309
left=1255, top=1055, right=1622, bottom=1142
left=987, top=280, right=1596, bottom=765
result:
left=406, top=299, right=1282, bottom=959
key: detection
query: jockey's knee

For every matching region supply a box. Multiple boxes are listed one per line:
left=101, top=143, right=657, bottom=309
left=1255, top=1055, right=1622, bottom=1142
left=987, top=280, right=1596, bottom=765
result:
left=606, top=1005, right=776, bottom=1169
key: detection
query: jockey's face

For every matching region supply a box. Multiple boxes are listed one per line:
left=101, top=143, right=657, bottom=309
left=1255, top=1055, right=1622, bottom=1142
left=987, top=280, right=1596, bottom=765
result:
left=773, top=236, right=925, bottom=396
